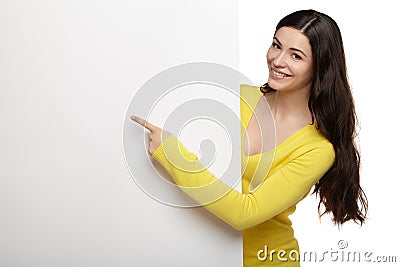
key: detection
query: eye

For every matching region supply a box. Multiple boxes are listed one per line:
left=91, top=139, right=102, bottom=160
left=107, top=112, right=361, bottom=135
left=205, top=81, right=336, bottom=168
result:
left=272, top=42, right=280, bottom=49
left=292, top=53, right=302, bottom=60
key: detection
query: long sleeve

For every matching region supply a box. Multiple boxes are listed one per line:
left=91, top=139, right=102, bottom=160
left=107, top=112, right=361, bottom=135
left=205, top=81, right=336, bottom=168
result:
left=151, top=134, right=335, bottom=231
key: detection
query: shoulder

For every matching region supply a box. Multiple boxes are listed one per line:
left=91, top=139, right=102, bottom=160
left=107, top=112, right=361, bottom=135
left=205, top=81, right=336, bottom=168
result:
left=302, top=127, right=336, bottom=167
left=240, top=83, right=261, bottom=97
left=282, top=125, right=335, bottom=167
left=240, top=84, right=263, bottom=109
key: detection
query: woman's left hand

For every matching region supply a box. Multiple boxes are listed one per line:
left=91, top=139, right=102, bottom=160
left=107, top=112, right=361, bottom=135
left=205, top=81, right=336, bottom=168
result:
left=131, top=115, right=172, bottom=155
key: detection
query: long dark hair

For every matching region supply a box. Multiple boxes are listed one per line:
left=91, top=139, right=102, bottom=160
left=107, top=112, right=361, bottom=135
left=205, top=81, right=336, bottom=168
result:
left=260, top=10, right=368, bottom=225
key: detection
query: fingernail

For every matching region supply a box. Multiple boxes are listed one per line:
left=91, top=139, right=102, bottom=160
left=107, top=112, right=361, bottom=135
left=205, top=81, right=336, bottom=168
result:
left=131, top=115, right=136, bottom=120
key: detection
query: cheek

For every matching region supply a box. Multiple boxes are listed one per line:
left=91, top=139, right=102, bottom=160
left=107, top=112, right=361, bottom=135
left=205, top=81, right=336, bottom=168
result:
left=298, top=67, right=314, bottom=86
left=294, top=64, right=313, bottom=79
left=266, top=49, right=273, bottom=65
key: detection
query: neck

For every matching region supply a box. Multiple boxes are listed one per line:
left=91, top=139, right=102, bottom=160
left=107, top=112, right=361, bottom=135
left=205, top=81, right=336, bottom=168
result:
left=267, top=87, right=311, bottom=122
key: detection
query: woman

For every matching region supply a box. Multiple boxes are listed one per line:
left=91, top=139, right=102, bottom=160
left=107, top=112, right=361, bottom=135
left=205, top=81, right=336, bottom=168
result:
left=131, top=9, right=368, bottom=266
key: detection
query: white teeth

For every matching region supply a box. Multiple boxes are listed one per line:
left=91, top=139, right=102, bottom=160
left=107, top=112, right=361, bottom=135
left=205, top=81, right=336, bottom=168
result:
left=272, top=70, right=288, bottom=78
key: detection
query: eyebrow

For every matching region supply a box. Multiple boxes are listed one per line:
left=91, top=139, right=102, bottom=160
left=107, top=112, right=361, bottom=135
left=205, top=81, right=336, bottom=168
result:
left=273, top=37, right=308, bottom=58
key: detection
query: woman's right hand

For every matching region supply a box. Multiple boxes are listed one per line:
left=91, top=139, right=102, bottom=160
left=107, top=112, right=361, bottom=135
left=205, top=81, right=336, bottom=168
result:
left=131, top=115, right=172, bottom=155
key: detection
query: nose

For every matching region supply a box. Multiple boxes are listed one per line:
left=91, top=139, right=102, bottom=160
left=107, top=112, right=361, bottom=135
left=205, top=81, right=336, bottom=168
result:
left=272, top=51, right=287, bottom=68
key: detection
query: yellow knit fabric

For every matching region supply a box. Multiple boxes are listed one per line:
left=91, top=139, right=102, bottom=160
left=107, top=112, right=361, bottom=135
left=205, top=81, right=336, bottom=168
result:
left=151, top=84, right=335, bottom=266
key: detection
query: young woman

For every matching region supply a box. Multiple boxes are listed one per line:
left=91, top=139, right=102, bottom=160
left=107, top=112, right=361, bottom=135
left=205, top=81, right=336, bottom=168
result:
left=131, top=9, right=368, bottom=266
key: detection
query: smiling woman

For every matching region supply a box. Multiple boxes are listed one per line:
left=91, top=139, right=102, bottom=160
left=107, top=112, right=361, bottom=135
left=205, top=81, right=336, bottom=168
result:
left=267, top=27, right=314, bottom=94
left=260, top=9, right=368, bottom=228
left=132, top=9, right=368, bottom=267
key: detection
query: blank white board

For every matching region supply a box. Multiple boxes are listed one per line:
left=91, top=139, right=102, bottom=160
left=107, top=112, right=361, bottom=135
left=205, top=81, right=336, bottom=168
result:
left=0, top=0, right=243, bottom=266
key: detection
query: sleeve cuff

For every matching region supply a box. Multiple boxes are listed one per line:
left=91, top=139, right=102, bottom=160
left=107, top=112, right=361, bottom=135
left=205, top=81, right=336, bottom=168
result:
left=151, top=135, right=201, bottom=173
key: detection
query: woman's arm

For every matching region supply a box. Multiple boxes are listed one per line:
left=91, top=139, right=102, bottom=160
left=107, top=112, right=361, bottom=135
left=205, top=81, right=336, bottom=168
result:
left=151, top=134, right=335, bottom=230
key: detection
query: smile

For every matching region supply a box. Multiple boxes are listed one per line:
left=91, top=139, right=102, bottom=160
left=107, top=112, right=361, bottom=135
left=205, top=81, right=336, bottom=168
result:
left=271, top=69, right=291, bottom=78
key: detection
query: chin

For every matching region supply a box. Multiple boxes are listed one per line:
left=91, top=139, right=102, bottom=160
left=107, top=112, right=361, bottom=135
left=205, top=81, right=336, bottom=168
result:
left=267, top=79, right=285, bottom=91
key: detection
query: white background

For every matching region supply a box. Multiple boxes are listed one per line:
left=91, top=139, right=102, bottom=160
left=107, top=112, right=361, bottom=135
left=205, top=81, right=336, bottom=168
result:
left=239, top=0, right=400, bottom=266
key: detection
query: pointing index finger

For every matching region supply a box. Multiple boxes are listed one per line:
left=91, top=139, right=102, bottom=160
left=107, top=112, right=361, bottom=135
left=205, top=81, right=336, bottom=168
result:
left=131, top=115, right=155, bottom=131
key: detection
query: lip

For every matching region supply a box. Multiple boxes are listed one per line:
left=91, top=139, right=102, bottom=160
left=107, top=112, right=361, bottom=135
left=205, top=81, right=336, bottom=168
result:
left=270, top=68, right=291, bottom=79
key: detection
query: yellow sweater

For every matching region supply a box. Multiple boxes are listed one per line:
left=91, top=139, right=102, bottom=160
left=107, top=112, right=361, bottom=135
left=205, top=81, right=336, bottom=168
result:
left=151, top=84, right=335, bottom=266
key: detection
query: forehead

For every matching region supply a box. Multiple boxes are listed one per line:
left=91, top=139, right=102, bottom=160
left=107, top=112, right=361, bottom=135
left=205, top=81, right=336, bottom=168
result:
left=274, top=27, right=311, bottom=54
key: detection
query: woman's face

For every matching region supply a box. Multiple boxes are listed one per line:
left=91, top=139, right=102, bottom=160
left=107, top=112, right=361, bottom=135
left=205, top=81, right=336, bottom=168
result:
left=266, top=26, right=313, bottom=93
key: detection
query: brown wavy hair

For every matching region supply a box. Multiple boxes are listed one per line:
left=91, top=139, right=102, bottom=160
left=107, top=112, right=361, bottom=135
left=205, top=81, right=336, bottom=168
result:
left=260, top=10, right=368, bottom=225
